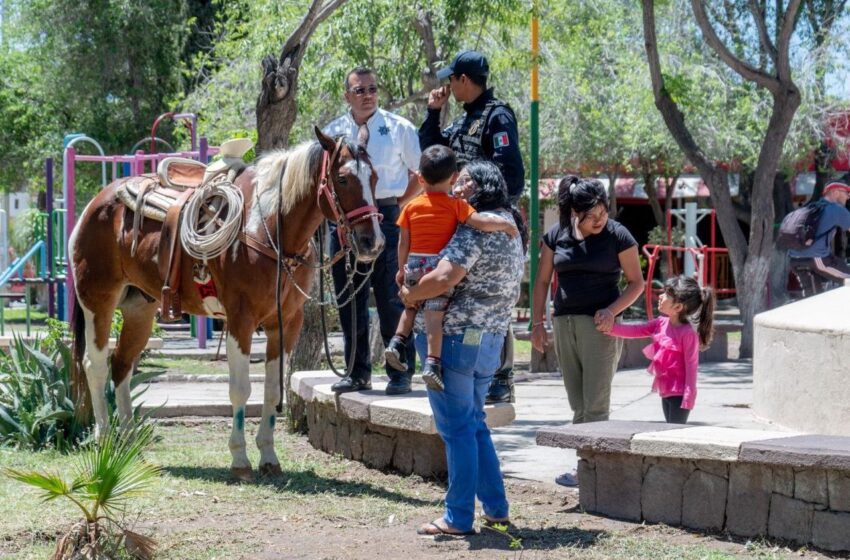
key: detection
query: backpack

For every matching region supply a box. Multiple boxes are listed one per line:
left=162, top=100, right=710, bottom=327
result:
left=776, top=200, right=829, bottom=251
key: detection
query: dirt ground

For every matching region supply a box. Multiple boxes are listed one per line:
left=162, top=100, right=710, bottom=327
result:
left=1, top=419, right=838, bottom=560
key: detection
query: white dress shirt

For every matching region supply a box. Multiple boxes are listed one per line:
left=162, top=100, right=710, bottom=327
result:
left=323, top=108, right=421, bottom=200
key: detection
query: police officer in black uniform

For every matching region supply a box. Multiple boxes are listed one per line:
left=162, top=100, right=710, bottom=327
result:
left=419, top=50, right=525, bottom=404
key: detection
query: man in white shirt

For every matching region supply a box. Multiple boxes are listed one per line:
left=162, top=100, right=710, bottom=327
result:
left=323, top=67, right=421, bottom=395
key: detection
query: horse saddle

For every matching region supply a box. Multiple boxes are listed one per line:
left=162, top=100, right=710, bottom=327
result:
left=115, top=158, right=209, bottom=322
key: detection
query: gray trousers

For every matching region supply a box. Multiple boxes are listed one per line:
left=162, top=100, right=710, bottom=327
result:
left=552, top=314, right=622, bottom=424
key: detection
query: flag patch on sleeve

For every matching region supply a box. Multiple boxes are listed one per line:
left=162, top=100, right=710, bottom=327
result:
left=493, top=132, right=510, bottom=148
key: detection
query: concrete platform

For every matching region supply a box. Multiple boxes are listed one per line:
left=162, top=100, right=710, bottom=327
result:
left=754, top=286, right=850, bottom=436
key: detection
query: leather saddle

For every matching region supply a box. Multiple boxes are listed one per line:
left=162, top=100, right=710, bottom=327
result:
left=116, top=157, right=209, bottom=322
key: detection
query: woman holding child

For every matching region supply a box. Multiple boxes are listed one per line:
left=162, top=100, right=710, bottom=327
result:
left=530, top=176, right=644, bottom=485
left=400, top=159, right=526, bottom=536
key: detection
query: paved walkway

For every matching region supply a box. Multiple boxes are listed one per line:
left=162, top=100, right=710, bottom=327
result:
left=137, top=358, right=789, bottom=485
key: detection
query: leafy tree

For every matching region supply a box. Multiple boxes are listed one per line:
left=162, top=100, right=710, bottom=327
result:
left=641, top=0, right=834, bottom=356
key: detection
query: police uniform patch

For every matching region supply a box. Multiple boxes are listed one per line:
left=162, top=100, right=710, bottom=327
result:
left=493, top=131, right=509, bottom=148
left=469, top=120, right=482, bottom=135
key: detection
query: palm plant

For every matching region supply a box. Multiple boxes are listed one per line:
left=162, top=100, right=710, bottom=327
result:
left=4, top=421, right=162, bottom=560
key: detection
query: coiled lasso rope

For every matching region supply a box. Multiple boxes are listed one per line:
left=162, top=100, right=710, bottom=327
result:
left=180, top=177, right=244, bottom=261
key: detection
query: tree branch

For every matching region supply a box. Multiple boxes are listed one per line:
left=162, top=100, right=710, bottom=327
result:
left=775, top=0, right=803, bottom=81
left=748, top=0, right=777, bottom=64
left=689, top=0, right=776, bottom=90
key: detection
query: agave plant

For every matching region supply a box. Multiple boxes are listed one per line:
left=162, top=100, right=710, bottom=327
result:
left=4, top=421, right=162, bottom=560
left=0, top=334, right=86, bottom=451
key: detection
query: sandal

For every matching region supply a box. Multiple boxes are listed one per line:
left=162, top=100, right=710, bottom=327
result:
left=417, top=518, right=476, bottom=536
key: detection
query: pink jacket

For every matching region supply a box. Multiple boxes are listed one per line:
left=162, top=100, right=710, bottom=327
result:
left=609, top=317, right=699, bottom=409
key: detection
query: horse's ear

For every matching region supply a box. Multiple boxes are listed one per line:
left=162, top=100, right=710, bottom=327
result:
left=315, top=126, right=336, bottom=152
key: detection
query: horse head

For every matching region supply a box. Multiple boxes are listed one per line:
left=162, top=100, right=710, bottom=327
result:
left=314, top=126, right=384, bottom=262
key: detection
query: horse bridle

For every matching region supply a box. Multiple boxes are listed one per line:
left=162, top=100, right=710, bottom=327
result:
left=316, top=137, right=382, bottom=251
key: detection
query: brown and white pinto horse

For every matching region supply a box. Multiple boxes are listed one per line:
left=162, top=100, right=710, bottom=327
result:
left=70, top=127, right=383, bottom=479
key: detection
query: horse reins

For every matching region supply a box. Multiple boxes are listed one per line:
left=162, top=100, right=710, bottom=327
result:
left=272, top=139, right=382, bottom=412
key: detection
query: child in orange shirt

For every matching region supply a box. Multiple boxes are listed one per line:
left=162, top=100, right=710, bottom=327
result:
left=385, top=146, right=518, bottom=391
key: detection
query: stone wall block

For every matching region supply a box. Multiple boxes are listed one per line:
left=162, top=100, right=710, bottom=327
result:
left=772, top=466, right=794, bottom=497
left=726, top=463, right=772, bottom=537
left=641, top=458, right=691, bottom=526
left=362, top=431, right=395, bottom=470
left=577, top=458, right=597, bottom=512
left=827, top=471, right=850, bottom=512
left=768, top=494, right=813, bottom=545
left=334, top=418, right=352, bottom=458
left=412, top=435, right=446, bottom=478
left=393, top=436, right=414, bottom=475
left=812, top=510, right=850, bottom=552
left=694, top=459, right=728, bottom=479
left=349, top=422, right=364, bottom=461
left=795, top=469, right=828, bottom=506
left=595, top=453, right=642, bottom=521
left=682, top=470, right=727, bottom=531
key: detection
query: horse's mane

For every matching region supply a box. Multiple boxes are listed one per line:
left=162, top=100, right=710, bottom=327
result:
left=254, top=141, right=323, bottom=219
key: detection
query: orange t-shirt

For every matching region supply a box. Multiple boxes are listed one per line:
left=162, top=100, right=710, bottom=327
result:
left=397, top=192, right=476, bottom=254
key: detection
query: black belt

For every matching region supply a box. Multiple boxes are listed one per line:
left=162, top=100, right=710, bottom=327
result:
left=376, top=196, right=398, bottom=207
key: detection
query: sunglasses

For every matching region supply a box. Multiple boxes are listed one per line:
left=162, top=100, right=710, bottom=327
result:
left=350, top=85, right=378, bottom=96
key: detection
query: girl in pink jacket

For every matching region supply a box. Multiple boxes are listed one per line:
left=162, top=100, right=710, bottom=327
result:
left=602, top=276, right=715, bottom=424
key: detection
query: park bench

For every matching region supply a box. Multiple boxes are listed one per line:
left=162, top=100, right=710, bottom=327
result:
left=289, top=370, right=515, bottom=478
left=537, top=420, right=850, bottom=552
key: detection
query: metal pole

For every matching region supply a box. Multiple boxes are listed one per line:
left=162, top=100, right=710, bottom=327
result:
left=46, top=158, right=55, bottom=318
left=64, top=147, right=77, bottom=322
left=528, top=0, right=540, bottom=326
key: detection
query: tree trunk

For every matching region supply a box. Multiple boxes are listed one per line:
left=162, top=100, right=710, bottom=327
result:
left=641, top=0, right=802, bottom=358
left=255, top=0, right=349, bottom=375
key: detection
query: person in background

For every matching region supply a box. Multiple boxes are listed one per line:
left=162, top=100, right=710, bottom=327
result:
left=530, top=176, right=644, bottom=486
left=323, top=66, right=421, bottom=396
left=788, top=182, right=850, bottom=296
left=419, top=49, right=525, bottom=405
left=600, top=275, right=715, bottom=424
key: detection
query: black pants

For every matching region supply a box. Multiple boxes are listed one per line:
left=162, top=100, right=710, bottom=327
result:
left=790, top=256, right=850, bottom=298
left=662, top=396, right=690, bottom=424
left=329, top=204, right=415, bottom=381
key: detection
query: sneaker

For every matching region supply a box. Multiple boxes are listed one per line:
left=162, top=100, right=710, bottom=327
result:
left=555, top=470, right=579, bottom=487
left=384, top=335, right=408, bottom=372
left=421, top=359, right=444, bottom=392
left=484, top=370, right=514, bottom=404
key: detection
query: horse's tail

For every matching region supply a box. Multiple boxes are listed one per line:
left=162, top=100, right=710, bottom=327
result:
left=70, top=297, right=93, bottom=425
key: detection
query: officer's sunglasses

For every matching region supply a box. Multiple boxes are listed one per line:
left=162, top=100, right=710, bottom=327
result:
left=351, top=85, right=378, bottom=96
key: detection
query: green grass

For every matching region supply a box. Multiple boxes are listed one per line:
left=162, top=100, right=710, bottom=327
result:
left=0, top=308, right=48, bottom=324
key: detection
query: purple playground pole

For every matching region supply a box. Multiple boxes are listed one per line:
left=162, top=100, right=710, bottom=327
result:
left=64, top=147, right=77, bottom=323
left=195, top=137, right=209, bottom=349
left=45, top=158, right=55, bottom=318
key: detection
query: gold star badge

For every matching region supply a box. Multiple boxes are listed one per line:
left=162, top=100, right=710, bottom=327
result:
left=469, top=119, right=482, bottom=135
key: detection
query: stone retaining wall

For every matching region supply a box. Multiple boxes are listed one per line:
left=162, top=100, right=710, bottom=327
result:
left=577, top=451, right=850, bottom=551
left=538, top=421, right=850, bottom=552
left=289, top=370, right=515, bottom=478
left=289, top=390, right=448, bottom=477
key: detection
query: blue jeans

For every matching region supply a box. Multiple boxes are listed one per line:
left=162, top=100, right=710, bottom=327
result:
left=329, top=204, right=415, bottom=380
left=415, top=331, right=509, bottom=532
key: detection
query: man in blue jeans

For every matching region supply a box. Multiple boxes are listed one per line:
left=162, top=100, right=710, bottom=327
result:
left=400, top=160, right=525, bottom=535
left=324, top=67, right=420, bottom=395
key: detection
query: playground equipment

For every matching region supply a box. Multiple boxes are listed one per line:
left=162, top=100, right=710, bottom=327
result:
left=0, top=159, right=66, bottom=336
left=62, top=127, right=219, bottom=347
left=641, top=202, right=735, bottom=319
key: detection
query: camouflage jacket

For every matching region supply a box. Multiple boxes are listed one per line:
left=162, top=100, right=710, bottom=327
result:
left=428, top=210, right=525, bottom=336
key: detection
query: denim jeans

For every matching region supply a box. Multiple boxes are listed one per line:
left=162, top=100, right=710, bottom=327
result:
left=329, top=204, right=415, bottom=380
left=415, top=331, right=510, bottom=531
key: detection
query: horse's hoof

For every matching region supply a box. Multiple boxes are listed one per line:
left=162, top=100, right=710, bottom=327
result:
left=259, top=463, right=283, bottom=477
left=231, top=466, right=254, bottom=482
